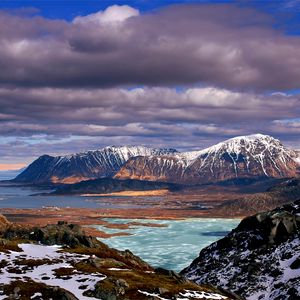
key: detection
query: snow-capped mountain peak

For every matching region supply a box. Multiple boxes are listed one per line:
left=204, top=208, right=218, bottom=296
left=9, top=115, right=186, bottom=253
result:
left=183, top=133, right=297, bottom=180
left=200, top=133, right=283, bottom=155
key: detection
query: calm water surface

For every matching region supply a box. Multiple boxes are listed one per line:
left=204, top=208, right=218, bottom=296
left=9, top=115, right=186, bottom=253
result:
left=0, top=185, right=145, bottom=209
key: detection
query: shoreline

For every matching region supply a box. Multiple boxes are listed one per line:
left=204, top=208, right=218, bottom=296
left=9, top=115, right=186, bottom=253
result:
left=0, top=206, right=244, bottom=238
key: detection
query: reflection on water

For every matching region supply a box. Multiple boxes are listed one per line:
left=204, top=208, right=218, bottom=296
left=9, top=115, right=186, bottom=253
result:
left=95, top=217, right=240, bottom=272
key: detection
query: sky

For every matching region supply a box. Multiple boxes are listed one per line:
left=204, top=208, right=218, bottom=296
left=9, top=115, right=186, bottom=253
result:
left=0, top=0, right=300, bottom=168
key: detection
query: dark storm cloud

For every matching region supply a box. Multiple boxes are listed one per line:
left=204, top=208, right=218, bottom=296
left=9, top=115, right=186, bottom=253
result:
left=0, top=4, right=300, bottom=90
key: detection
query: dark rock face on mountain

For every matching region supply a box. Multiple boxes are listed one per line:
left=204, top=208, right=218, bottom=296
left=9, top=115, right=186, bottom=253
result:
left=115, top=155, right=188, bottom=182
left=13, top=146, right=177, bottom=184
left=181, top=200, right=300, bottom=300
left=215, top=177, right=300, bottom=216
left=116, top=134, right=299, bottom=184
left=51, top=177, right=181, bottom=195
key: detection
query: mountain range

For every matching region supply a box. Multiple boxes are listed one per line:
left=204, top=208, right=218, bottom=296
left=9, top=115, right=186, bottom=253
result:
left=13, top=134, right=300, bottom=185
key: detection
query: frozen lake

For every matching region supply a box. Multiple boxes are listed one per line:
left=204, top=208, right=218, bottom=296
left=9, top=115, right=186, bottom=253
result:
left=95, top=217, right=240, bottom=272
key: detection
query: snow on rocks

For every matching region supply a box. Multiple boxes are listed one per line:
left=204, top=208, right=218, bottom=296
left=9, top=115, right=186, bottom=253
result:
left=0, top=243, right=105, bottom=300
left=138, top=289, right=228, bottom=300
left=185, top=134, right=297, bottom=178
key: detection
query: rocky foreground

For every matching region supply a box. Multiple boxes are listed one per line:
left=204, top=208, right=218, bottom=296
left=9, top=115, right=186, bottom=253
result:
left=0, top=216, right=239, bottom=300
left=181, top=199, right=300, bottom=300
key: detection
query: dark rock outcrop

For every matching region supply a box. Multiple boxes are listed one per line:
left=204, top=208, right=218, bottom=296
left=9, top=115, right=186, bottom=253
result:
left=3, top=221, right=98, bottom=248
left=51, top=177, right=181, bottom=195
left=2, top=280, right=79, bottom=300
left=181, top=199, right=300, bottom=299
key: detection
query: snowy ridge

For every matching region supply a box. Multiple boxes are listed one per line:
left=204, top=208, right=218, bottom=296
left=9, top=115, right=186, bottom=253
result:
left=143, top=134, right=296, bottom=173
left=183, top=133, right=298, bottom=179
left=115, top=134, right=298, bottom=183
left=53, top=145, right=177, bottom=169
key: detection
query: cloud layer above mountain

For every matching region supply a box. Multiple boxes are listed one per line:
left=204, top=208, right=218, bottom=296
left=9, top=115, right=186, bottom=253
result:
left=0, top=3, right=299, bottom=163
left=2, top=4, right=300, bottom=90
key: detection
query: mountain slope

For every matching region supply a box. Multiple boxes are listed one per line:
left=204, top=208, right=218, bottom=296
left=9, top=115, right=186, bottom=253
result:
left=181, top=199, right=300, bottom=299
left=215, top=177, right=300, bottom=216
left=14, top=146, right=177, bottom=184
left=116, top=134, right=299, bottom=184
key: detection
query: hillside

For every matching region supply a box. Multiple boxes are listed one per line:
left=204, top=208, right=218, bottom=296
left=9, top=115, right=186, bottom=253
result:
left=13, top=146, right=177, bottom=184
left=215, top=177, right=300, bottom=216
left=181, top=199, right=300, bottom=299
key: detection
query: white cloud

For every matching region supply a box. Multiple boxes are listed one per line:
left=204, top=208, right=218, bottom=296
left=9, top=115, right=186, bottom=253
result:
left=185, top=87, right=240, bottom=107
left=73, top=5, right=140, bottom=25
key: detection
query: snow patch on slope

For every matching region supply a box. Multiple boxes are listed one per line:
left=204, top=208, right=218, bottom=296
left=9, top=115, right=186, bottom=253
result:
left=0, top=244, right=105, bottom=300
